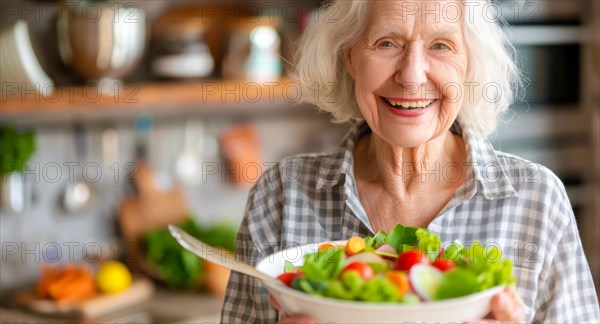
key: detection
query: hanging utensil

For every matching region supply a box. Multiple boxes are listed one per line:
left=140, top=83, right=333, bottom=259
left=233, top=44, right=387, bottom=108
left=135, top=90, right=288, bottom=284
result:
left=61, top=126, right=95, bottom=214
left=100, top=125, right=123, bottom=211
left=102, top=126, right=120, bottom=170
left=1, top=173, right=25, bottom=215
left=151, top=120, right=174, bottom=191
left=174, top=120, right=204, bottom=187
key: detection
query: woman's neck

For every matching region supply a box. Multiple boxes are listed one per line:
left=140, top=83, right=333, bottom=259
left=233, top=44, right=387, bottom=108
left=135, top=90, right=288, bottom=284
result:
left=354, top=129, right=466, bottom=197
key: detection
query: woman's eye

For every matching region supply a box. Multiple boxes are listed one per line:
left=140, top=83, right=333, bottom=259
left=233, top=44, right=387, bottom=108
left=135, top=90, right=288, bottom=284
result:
left=377, top=40, right=396, bottom=48
left=432, top=43, right=450, bottom=51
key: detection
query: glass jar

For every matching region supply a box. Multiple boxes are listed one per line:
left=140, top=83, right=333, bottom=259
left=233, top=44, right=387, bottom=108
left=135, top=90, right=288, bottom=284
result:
left=222, top=16, right=282, bottom=81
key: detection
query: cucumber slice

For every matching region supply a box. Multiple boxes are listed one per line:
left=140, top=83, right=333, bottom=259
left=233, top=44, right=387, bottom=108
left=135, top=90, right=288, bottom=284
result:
left=374, top=244, right=398, bottom=259
left=345, top=251, right=387, bottom=265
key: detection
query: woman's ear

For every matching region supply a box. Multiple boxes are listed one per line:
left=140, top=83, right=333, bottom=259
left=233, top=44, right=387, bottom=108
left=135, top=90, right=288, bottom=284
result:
left=344, top=47, right=357, bottom=79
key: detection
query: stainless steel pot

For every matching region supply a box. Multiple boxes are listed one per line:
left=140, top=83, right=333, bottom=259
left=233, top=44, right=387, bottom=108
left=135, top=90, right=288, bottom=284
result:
left=58, top=1, right=147, bottom=84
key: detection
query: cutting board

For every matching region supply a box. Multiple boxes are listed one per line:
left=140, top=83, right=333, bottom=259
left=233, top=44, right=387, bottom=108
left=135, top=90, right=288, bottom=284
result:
left=16, top=277, right=154, bottom=319
left=118, top=162, right=189, bottom=273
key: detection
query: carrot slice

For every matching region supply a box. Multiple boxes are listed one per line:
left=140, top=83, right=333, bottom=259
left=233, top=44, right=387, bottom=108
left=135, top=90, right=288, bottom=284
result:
left=345, top=236, right=365, bottom=256
left=318, top=243, right=337, bottom=252
left=385, top=270, right=409, bottom=295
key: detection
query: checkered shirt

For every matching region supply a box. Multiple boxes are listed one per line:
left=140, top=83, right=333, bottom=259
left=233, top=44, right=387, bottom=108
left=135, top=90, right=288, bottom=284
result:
left=220, top=121, right=600, bottom=323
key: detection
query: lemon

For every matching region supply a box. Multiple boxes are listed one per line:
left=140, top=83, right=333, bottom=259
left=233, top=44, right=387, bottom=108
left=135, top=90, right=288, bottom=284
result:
left=96, top=261, right=132, bottom=294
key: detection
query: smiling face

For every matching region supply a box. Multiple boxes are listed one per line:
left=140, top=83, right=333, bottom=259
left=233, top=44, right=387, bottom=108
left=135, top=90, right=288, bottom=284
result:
left=345, top=0, right=468, bottom=148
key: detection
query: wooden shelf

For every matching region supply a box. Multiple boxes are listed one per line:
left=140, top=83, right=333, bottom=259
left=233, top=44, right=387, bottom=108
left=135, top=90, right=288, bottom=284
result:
left=1, top=78, right=313, bottom=124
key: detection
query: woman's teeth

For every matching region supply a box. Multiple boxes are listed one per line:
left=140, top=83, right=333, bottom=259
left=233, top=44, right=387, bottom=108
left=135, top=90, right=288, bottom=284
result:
left=383, top=98, right=435, bottom=109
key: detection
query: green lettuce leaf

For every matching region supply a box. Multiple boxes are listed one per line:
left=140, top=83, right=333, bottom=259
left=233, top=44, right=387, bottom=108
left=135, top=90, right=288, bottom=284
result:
left=284, top=261, right=296, bottom=273
left=384, top=224, right=418, bottom=252
left=300, top=248, right=345, bottom=281
left=369, top=231, right=388, bottom=249
left=435, top=268, right=480, bottom=300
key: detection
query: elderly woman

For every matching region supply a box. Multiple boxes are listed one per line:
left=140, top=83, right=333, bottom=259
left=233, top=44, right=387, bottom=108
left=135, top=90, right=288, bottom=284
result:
left=221, top=0, right=600, bottom=323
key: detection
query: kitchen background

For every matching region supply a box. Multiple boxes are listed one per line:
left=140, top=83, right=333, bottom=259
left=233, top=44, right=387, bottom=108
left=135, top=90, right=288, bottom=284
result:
left=1, top=0, right=598, bottom=321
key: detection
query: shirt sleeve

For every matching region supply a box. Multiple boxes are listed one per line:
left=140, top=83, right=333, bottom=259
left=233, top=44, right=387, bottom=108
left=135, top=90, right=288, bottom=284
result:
left=220, top=165, right=283, bottom=324
left=532, top=186, right=600, bottom=322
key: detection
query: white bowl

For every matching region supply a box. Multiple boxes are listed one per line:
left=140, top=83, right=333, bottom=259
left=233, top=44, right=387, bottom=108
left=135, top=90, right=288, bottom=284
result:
left=256, top=241, right=503, bottom=323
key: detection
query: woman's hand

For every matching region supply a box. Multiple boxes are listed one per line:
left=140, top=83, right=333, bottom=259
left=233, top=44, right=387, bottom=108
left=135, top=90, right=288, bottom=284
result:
left=270, top=295, right=316, bottom=324
left=467, top=285, right=525, bottom=323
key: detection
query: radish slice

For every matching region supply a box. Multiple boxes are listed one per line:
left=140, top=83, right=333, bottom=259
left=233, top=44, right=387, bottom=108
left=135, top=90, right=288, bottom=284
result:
left=345, top=252, right=387, bottom=265
left=374, top=244, right=398, bottom=258
left=408, top=264, right=442, bottom=301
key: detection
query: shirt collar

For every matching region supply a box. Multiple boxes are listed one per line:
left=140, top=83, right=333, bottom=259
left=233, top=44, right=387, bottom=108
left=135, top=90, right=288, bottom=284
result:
left=316, top=121, right=368, bottom=189
left=315, top=120, right=517, bottom=200
left=459, top=124, right=518, bottom=200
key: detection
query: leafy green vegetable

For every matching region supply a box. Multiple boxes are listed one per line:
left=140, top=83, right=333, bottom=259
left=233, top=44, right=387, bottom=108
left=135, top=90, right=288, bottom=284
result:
left=341, top=271, right=365, bottom=296
left=370, top=231, right=388, bottom=248
left=360, top=277, right=401, bottom=302
left=142, top=218, right=237, bottom=290
left=441, top=240, right=464, bottom=261
left=284, top=261, right=296, bottom=273
left=197, top=222, right=237, bottom=252
left=436, top=242, right=515, bottom=299
left=415, top=228, right=441, bottom=261
left=325, top=280, right=354, bottom=300
left=300, top=248, right=344, bottom=281
left=296, top=278, right=323, bottom=295
left=368, top=262, right=389, bottom=273
left=339, top=271, right=400, bottom=302
left=0, top=125, right=36, bottom=177
left=435, top=268, right=480, bottom=300
left=459, top=243, right=516, bottom=289
left=384, top=225, right=418, bottom=252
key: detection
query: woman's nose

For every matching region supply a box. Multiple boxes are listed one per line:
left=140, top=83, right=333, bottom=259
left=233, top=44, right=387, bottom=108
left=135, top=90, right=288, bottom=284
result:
left=395, top=46, right=427, bottom=87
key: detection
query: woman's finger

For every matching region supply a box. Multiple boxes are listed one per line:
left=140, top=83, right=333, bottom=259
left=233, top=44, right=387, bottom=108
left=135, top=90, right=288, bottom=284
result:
left=269, top=295, right=282, bottom=311
left=278, top=314, right=317, bottom=324
left=269, top=295, right=316, bottom=324
left=507, top=285, right=522, bottom=304
left=490, top=286, right=525, bottom=322
left=465, top=286, right=525, bottom=324
left=464, top=320, right=497, bottom=324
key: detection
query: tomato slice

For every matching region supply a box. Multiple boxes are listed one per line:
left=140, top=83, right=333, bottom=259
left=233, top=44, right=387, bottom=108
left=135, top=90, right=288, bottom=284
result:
left=341, top=262, right=374, bottom=280
left=395, top=250, right=428, bottom=271
left=431, top=258, right=455, bottom=272
left=276, top=272, right=300, bottom=287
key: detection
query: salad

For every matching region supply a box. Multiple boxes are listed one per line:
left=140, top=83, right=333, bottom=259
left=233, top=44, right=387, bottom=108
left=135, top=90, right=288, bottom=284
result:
left=276, top=224, right=515, bottom=303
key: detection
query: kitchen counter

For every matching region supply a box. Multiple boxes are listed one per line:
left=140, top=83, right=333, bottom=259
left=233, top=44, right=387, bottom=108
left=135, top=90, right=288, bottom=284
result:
left=1, top=288, right=224, bottom=323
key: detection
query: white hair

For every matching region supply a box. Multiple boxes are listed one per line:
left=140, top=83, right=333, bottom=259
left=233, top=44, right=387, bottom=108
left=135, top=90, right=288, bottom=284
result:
left=293, top=0, right=522, bottom=136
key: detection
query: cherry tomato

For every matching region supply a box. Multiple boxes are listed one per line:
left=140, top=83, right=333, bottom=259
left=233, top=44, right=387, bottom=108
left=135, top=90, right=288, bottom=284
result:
left=341, top=262, right=374, bottom=280
left=277, top=272, right=301, bottom=287
left=431, top=258, right=455, bottom=272
left=395, top=250, right=428, bottom=271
